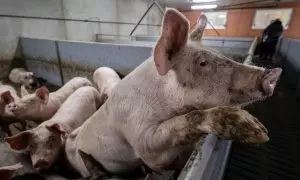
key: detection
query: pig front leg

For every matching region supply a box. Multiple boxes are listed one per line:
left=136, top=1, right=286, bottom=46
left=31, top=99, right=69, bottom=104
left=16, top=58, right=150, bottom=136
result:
left=137, top=107, right=269, bottom=171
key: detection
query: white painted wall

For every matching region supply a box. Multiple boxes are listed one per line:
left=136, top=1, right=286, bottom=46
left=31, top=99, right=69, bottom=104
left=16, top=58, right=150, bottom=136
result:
left=0, top=0, right=163, bottom=71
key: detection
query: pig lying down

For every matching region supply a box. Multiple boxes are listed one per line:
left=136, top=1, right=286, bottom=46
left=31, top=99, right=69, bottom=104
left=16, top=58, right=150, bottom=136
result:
left=93, top=67, right=121, bottom=102
left=5, top=86, right=103, bottom=172
left=7, top=77, right=92, bottom=123
left=65, top=9, right=281, bottom=177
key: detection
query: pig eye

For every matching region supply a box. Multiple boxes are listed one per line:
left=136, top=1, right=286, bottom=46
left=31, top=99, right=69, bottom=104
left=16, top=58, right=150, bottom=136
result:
left=24, top=76, right=28, bottom=79
left=200, top=61, right=208, bottom=67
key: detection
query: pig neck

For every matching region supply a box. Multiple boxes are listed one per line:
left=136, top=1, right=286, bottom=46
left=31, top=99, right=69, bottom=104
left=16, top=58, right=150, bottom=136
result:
left=115, top=58, right=191, bottom=121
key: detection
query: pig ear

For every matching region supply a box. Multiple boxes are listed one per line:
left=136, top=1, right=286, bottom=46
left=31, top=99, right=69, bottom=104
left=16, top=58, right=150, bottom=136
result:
left=153, top=8, right=189, bottom=75
left=1, top=91, right=14, bottom=104
left=5, top=131, right=32, bottom=151
left=0, top=163, right=23, bottom=180
left=189, top=14, right=208, bottom=41
left=46, top=123, right=70, bottom=137
left=35, top=86, right=49, bottom=104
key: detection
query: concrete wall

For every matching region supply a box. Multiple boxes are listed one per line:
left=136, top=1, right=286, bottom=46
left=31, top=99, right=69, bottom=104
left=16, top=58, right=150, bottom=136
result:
left=20, top=37, right=251, bottom=86
left=0, top=0, right=163, bottom=77
left=21, top=37, right=153, bottom=85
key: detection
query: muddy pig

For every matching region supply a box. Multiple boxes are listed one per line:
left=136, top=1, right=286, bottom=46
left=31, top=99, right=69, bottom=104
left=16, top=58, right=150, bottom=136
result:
left=93, top=67, right=121, bottom=102
left=64, top=9, right=282, bottom=177
left=6, top=86, right=103, bottom=172
left=7, top=77, right=92, bottom=122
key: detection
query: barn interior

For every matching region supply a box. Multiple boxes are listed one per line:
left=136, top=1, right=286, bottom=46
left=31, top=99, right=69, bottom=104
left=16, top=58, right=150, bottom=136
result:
left=0, top=0, right=300, bottom=180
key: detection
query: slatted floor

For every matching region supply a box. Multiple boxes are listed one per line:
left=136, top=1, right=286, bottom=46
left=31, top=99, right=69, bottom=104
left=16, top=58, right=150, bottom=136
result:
left=224, top=62, right=300, bottom=180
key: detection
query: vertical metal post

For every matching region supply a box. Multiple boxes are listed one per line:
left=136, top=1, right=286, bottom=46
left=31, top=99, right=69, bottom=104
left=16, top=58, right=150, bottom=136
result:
left=129, top=2, right=155, bottom=36
left=55, top=41, right=65, bottom=85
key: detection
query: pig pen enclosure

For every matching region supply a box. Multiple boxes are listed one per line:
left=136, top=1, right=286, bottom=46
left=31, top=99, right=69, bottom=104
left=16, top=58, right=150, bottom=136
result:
left=3, top=36, right=258, bottom=180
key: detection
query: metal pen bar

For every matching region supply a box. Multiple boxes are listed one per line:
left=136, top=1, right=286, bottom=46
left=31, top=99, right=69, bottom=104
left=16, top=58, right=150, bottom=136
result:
left=0, top=14, right=161, bottom=27
left=154, top=0, right=165, bottom=14
left=129, top=2, right=156, bottom=36
left=207, top=20, right=221, bottom=36
left=54, top=41, right=65, bottom=85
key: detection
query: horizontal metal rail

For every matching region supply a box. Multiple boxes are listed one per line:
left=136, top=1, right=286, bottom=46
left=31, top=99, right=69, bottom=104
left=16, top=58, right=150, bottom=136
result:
left=0, top=14, right=161, bottom=27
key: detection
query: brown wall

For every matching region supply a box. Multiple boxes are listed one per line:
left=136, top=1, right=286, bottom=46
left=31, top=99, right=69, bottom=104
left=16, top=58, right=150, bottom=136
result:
left=182, top=2, right=300, bottom=38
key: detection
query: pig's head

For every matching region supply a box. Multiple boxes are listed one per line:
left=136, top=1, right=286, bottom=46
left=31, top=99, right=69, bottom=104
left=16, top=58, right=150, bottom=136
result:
left=0, top=91, right=16, bottom=117
left=5, top=123, right=68, bottom=172
left=154, top=9, right=281, bottom=110
left=7, top=86, right=49, bottom=119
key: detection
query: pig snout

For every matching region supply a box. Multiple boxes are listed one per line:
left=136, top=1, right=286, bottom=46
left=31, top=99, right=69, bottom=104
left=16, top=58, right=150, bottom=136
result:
left=33, top=159, right=50, bottom=171
left=7, top=103, right=17, bottom=113
left=261, top=68, right=282, bottom=95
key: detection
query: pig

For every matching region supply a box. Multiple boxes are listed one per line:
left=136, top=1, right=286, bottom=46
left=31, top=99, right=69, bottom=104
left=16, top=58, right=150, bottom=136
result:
left=64, top=9, right=282, bottom=177
left=20, top=84, right=35, bottom=97
left=93, top=67, right=121, bottom=102
left=5, top=86, right=103, bottom=172
left=0, top=139, right=35, bottom=178
left=20, top=77, right=47, bottom=97
left=0, top=82, right=27, bottom=135
left=0, top=83, right=19, bottom=118
left=8, top=68, right=39, bottom=90
left=7, top=77, right=92, bottom=122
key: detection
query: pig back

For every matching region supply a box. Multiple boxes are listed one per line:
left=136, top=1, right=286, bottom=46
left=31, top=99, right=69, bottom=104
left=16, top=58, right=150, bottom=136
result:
left=49, top=86, right=101, bottom=131
left=93, top=67, right=121, bottom=98
left=52, top=77, right=92, bottom=102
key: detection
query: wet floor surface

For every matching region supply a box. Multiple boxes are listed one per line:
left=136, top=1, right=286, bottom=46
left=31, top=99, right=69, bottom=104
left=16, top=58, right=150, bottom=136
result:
left=224, top=59, right=300, bottom=180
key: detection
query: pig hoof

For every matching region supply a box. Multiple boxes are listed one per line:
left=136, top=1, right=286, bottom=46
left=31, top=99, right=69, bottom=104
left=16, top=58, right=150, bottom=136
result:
left=206, top=107, right=269, bottom=144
